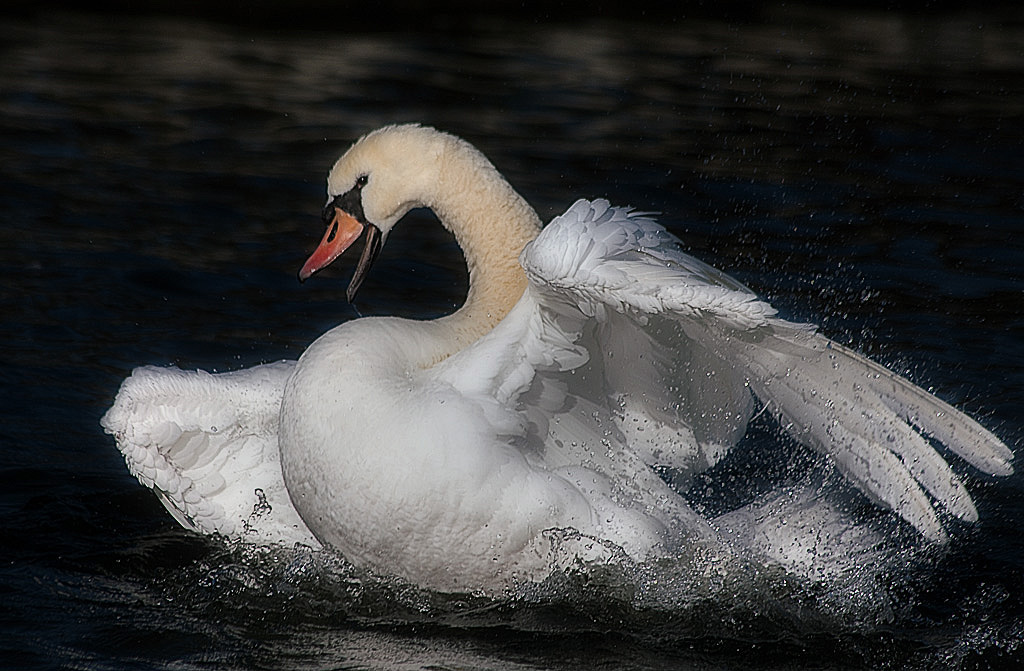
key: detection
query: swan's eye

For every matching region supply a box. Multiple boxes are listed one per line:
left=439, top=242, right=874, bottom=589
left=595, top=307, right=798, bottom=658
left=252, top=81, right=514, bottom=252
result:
left=355, top=174, right=369, bottom=189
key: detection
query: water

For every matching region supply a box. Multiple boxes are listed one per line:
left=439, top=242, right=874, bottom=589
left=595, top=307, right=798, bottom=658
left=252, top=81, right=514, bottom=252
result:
left=2, top=5, right=1023, bottom=669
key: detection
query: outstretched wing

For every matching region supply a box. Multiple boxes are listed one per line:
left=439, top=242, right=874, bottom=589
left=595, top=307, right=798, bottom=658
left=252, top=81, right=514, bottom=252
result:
left=101, top=361, right=320, bottom=547
left=515, top=198, right=1012, bottom=543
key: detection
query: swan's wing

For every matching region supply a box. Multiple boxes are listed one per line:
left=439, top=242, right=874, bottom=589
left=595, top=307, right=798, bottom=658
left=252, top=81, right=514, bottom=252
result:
left=516, top=198, right=1013, bottom=543
left=432, top=268, right=722, bottom=550
left=101, top=361, right=320, bottom=547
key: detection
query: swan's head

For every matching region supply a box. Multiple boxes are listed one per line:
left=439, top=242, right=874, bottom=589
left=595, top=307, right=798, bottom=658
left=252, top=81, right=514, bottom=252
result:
left=299, top=124, right=450, bottom=302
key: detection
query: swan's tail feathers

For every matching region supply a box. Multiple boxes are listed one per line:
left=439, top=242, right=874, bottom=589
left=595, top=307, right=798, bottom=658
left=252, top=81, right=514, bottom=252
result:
left=101, top=362, right=320, bottom=548
left=734, top=325, right=1012, bottom=543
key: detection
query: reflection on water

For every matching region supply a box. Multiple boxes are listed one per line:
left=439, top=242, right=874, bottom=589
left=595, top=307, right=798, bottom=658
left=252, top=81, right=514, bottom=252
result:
left=1, top=5, right=1023, bottom=670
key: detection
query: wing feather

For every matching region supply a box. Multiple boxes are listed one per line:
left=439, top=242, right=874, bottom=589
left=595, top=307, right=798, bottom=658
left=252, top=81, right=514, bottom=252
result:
left=518, top=198, right=1012, bottom=542
left=101, top=361, right=319, bottom=547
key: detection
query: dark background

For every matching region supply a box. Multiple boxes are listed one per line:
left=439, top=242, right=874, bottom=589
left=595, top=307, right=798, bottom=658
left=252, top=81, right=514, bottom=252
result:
left=2, top=3, right=1023, bottom=669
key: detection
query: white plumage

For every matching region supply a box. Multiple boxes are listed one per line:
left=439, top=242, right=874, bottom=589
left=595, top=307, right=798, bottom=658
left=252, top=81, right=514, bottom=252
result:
left=103, top=362, right=319, bottom=547
left=102, top=124, right=1012, bottom=593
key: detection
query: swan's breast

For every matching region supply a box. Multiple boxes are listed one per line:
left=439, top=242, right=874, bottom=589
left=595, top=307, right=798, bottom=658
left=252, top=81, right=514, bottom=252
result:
left=276, top=317, right=609, bottom=588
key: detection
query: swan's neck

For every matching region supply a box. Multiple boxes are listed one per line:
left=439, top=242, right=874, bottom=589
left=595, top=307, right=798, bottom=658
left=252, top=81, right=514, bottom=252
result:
left=427, top=147, right=542, bottom=354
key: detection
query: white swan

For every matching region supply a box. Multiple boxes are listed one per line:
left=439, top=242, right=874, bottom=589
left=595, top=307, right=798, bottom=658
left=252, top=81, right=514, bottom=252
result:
left=102, top=124, right=1013, bottom=592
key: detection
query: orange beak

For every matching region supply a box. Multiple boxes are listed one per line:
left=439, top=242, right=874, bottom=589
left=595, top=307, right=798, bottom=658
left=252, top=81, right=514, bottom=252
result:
left=299, top=208, right=364, bottom=282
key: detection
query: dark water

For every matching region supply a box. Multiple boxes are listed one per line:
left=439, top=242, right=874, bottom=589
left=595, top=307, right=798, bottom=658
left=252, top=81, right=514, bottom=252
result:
left=2, top=6, right=1024, bottom=669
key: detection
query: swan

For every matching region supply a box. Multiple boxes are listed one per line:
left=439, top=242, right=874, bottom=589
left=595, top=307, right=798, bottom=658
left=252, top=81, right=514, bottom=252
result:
left=102, top=124, right=1013, bottom=592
